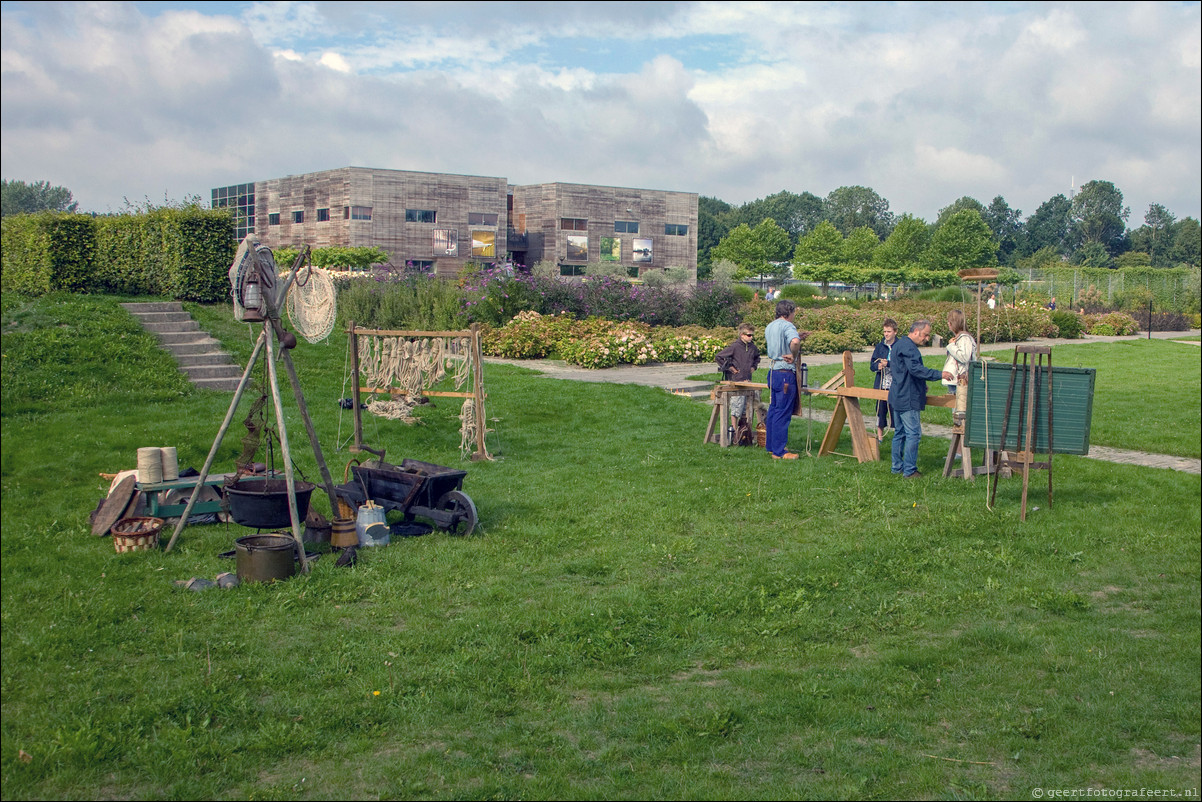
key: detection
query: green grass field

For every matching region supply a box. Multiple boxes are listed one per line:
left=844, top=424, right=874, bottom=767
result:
left=2, top=293, right=1199, bottom=800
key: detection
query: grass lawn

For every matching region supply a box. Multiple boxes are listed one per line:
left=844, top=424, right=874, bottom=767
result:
left=2, top=293, right=1200, bottom=800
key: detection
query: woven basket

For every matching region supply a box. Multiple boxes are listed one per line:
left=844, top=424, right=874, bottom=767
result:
left=755, top=423, right=767, bottom=449
left=112, top=517, right=163, bottom=553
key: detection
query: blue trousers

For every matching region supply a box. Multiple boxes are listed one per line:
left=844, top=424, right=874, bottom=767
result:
left=766, top=369, right=796, bottom=456
left=891, top=409, right=922, bottom=475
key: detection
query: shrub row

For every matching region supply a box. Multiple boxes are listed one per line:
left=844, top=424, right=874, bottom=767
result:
left=1, top=210, right=235, bottom=301
left=481, top=311, right=731, bottom=368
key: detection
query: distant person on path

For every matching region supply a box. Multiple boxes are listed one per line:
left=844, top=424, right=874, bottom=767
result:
left=870, top=318, right=899, bottom=444
left=766, top=286, right=778, bottom=301
left=941, top=309, right=978, bottom=396
left=715, top=322, right=761, bottom=434
left=986, top=292, right=997, bottom=310
left=1047, top=296, right=1057, bottom=310
left=888, top=319, right=954, bottom=478
left=764, top=300, right=802, bottom=459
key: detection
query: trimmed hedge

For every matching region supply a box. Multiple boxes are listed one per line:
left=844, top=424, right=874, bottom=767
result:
left=2, top=209, right=234, bottom=301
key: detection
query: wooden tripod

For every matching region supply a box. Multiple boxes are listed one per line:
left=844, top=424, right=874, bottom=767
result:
left=164, top=262, right=340, bottom=569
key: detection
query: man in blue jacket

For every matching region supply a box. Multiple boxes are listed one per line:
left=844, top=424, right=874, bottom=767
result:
left=888, top=319, right=954, bottom=478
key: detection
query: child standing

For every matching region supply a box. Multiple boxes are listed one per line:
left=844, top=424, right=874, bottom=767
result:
left=715, top=322, right=761, bottom=433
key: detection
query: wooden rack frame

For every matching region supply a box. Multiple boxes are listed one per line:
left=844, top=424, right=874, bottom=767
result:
left=347, top=322, right=489, bottom=461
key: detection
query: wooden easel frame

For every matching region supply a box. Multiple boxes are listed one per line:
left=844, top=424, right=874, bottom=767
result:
left=703, top=381, right=766, bottom=446
left=347, top=322, right=490, bottom=461
left=989, top=346, right=1054, bottom=520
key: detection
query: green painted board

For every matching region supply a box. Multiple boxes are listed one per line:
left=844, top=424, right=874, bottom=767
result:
left=963, top=360, right=1096, bottom=455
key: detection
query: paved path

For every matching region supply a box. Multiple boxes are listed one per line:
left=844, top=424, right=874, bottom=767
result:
left=486, top=330, right=1202, bottom=475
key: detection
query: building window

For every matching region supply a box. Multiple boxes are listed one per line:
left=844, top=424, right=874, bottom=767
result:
left=665, top=223, right=688, bottom=236
left=560, top=217, right=587, bottom=231
left=211, top=183, right=255, bottom=240
left=615, top=220, right=639, bottom=233
left=560, top=264, right=586, bottom=276
left=468, top=212, right=498, bottom=226
left=406, top=209, right=436, bottom=223
left=292, top=210, right=304, bottom=224
left=405, top=260, right=435, bottom=274
left=317, top=208, right=330, bottom=222
left=471, top=230, right=496, bottom=258
left=627, top=266, right=640, bottom=279
left=268, top=213, right=280, bottom=226
left=351, top=206, right=372, bottom=220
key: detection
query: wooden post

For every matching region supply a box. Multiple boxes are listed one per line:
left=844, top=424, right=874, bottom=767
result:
left=349, top=321, right=364, bottom=453
left=280, top=348, right=341, bottom=514
left=264, top=330, right=309, bottom=572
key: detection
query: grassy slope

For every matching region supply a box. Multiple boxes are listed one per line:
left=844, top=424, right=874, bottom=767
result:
left=2, top=294, right=1199, bottom=800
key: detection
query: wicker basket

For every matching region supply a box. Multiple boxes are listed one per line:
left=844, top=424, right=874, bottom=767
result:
left=755, top=423, right=767, bottom=449
left=111, top=517, right=163, bottom=553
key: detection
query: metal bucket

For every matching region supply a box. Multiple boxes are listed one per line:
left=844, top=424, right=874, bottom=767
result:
left=226, top=478, right=315, bottom=529
left=235, top=534, right=299, bottom=583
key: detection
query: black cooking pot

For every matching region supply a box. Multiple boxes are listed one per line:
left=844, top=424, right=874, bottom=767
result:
left=225, top=478, right=315, bottom=529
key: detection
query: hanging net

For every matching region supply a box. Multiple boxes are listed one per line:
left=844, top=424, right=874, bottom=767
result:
left=283, top=267, right=338, bottom=343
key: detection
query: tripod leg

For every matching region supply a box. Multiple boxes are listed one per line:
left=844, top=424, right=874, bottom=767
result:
left=164, top=331, right=267, bottom=553
left=265, top=333, right=310, bottom=573
left=281, top=348, right=340, bottom=514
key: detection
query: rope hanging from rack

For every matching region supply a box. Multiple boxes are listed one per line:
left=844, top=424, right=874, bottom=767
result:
left=356, top=333, right=487, bottom=458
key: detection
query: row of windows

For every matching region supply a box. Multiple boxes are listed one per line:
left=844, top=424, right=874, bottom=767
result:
left=560, top=217, right=687, bottom=236
left=267, top=206, right=374, bottom=226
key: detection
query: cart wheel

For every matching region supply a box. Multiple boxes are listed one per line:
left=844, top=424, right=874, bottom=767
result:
left=437, top=490, right=477, bottom=536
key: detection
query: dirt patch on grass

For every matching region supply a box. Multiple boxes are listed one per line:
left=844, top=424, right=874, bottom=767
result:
left=1131, top=742, right=1202, bottom=770
left=849, top=644, right=877, bottom=659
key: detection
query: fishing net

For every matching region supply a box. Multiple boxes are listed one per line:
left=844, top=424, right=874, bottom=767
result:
left=284, top=266, right=337, bottom=343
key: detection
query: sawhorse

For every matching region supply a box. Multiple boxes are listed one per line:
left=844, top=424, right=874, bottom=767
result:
left=704, top=381, right=766, bottom=446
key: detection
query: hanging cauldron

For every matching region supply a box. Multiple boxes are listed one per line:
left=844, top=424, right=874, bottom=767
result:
left=225, top=478, right=315, bottom=529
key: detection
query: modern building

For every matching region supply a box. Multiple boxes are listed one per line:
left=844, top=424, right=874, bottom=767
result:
left=212, top=167, right=698, bottom=280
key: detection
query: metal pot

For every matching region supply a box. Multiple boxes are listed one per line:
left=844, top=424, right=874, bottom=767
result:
left=225, top=478, right=315, bottom=529
left=235, top=534, right=299, bottom=583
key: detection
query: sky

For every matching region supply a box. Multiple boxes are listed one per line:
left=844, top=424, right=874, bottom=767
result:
left=2, top=1, right=1200, bottom=227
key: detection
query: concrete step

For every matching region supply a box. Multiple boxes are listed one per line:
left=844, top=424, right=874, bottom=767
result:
left=143, top=319, right=200, bottom=333
left=165, top=339, right=224, bottom=356
left=193, top=376, right=243, bottom=392
left=175, top=353, right=237, bottom=368
left=157, top=330, right=212, bottom=345
left=121, top=301, right=183, bottom=313
left=183, top=364, right=243, bottom=381
left=131, top=311, right=194, bottom=325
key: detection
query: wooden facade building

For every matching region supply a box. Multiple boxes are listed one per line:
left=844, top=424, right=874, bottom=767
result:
left=213, top=167, right=698, bottom=280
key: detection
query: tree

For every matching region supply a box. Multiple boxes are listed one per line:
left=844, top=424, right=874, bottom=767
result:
left=872, top=214, right=930, bottom=272
left=709, top=217, right=792, bottom=283
left=793, top=221, right=846, bottom=294
left=1023, top=194, right=1072, bottom=256
left=1071, top=241, right=1112, bottom=268
left=1168, top=217, right=1201, bottom=267
left=841, top=226, right=880, bottom=265
left=697, top=195, right=736, bottom=272
left=1069, top=179, right=1129, bottom=253
left=922, top=209, right=997, bottom=272
left=934, top=196, right=985, bottom=229
left=983, top=196, right=1024, bottom=266
left=1143, top=203, right=1176, bottom=266
left=2, top=179, right=79, bottom=216
left=737, top=190, right=824, bottom=240
left=822, top=185, right=894, bottom=238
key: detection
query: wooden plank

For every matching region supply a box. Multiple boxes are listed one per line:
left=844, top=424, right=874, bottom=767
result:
left=819, top=398, right=847, bottom=456
left=349, top=327, right=473, bottom=339
left=359, top=387, right=476, bottom=399
left=807, top=385, right=956, bottom=408
left=843, top=397, right=878, bottom=462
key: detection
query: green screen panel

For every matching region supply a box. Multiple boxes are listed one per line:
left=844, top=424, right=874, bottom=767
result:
left=963, top=360, right=1096, bottom=455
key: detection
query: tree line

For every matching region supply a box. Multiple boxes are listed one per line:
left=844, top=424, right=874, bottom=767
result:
left=700, top=182, right=1201, bottom=284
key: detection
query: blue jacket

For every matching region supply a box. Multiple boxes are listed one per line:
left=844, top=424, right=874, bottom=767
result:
left=887, top=335, right=943, bottom=412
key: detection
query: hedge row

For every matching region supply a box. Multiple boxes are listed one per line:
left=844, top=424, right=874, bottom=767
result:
left=1, top=210, right=235, bottom=302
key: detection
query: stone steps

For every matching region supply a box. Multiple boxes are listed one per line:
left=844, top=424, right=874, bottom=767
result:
left=121, top=302, right=243, bottom=391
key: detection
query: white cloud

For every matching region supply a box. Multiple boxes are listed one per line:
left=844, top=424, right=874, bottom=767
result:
left=1, top=1, right=1198, bottom=222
